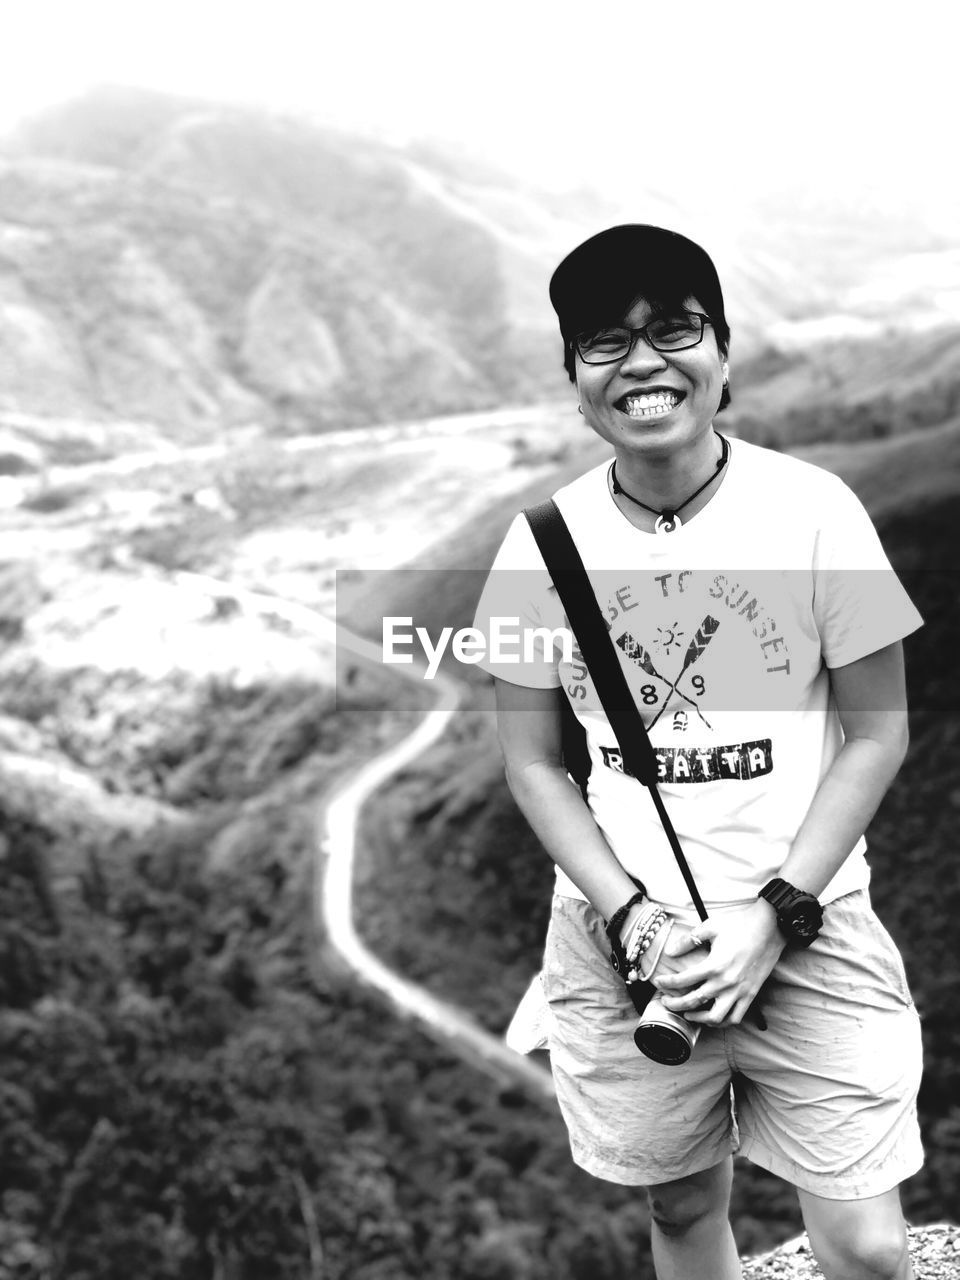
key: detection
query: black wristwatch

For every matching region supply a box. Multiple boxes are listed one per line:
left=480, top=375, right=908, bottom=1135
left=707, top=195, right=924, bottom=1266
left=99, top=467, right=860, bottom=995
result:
left=758, top=878, right=823, bottom=947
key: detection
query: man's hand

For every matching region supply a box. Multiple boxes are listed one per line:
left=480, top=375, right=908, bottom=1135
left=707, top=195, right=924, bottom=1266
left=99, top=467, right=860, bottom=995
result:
left=653, top=901, right=785, bottom=1027
left=618, top=906, right=704, bottom=984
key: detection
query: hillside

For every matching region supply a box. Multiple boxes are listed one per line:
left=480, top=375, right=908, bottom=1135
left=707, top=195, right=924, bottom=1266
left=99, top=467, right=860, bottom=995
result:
left=0, top=94, right=958, bottom=1272
left=0, top=394, right=957, bottom=1276
left=800, top=417, right=960, bottom=524
left=0, top=87, right=621, bottom=446
left=1, top=86, right=959, bottom=469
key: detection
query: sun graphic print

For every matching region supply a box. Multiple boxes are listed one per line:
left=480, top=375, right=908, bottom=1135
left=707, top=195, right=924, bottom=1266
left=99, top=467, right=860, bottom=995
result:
left=654, top=622, right=684, bottom=656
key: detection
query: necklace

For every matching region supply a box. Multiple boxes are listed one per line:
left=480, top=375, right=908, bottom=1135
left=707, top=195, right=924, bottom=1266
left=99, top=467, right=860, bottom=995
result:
left=611, top=434, right=729, bottom=534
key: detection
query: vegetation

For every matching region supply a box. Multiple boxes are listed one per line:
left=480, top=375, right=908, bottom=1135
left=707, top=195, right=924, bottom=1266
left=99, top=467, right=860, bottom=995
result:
left=1, top=386, right=958, bottom=1276
left=730, top=371, right=960, bottom=452
left=0, top=669, right=657, bottom=1280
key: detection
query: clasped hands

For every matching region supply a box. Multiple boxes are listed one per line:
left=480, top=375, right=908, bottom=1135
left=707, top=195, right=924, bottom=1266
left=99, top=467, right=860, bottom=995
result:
left=648, top=900, right=785, bottom=1029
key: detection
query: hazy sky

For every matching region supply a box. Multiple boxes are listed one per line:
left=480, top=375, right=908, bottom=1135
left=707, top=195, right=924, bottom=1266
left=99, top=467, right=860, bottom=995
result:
left=2, top=0, right=957, bottom=218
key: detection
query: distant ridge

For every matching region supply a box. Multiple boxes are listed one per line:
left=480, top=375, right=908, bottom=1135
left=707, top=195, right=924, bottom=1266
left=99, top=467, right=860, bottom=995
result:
left=0, top=87, right=622, bottom=441
left=1, top=86, right=958, bottom=454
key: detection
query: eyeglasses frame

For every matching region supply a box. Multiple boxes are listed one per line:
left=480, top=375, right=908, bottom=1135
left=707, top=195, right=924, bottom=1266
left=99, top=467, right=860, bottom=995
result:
left=573, top=312, right=713, bottom=365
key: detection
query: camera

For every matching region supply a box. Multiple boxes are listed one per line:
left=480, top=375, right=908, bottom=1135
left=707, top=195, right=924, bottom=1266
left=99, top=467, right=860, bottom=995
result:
left=633, top=989, right=701, bottom=1065
left=616, top=912, right=704, bottom=1065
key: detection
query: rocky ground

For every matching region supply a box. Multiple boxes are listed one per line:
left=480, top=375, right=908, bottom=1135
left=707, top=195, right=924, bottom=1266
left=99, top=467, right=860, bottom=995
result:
left=743, top=1223, right=960, bottom=1278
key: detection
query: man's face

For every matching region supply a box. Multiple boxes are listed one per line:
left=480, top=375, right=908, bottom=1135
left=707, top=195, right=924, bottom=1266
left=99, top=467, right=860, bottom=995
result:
left=574, top=294, right=725, bottom=460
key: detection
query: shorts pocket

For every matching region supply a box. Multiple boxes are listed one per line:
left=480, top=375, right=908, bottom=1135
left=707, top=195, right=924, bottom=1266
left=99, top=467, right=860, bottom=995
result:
left=540, top=896, right=627, bottom=1033
left=862, top=908, right=913, bottom=1007
left=823, top=890, right=914, bottom=1009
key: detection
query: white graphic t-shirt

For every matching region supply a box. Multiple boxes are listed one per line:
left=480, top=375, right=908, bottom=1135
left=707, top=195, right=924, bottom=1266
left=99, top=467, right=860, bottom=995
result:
left=473, top=438, right=923, bottom=909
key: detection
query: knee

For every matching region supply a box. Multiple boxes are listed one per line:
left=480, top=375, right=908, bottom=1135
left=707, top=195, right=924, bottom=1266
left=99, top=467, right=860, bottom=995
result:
left=646, top=1163, right=732, bottom=1239
left=818, top=1224, right=910, bottom=1280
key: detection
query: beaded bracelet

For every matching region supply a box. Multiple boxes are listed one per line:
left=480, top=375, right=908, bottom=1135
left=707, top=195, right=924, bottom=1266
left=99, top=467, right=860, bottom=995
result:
left=623, top=906, right=667, bottom=960
left=622, top=906, right=668, bottom=982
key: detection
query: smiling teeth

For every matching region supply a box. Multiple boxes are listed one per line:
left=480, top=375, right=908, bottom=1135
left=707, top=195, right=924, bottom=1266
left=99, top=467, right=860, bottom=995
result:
left=623, top=392, right=680, bottom=418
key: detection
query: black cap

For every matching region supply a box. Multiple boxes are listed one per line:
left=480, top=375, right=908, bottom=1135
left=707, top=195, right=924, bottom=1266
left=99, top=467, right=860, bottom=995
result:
left=549, top=224, right=727, bottom=345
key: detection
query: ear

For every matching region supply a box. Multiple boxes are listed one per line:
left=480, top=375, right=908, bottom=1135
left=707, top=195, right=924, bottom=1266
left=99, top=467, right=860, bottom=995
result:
left=721, top=361, right=730, bottom=385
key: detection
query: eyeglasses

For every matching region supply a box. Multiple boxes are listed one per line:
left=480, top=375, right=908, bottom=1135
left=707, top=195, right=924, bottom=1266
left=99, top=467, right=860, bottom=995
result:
left=574, top=312, right=711, bottom=364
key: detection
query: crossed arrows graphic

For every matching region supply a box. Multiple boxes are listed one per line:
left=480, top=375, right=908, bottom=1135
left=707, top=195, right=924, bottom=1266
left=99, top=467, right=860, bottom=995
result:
left=616, top=615, right=720, bottom=729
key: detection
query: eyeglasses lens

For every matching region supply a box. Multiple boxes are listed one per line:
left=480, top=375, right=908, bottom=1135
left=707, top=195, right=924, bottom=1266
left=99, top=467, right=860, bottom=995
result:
left=577, top=315, right=704, bottom=363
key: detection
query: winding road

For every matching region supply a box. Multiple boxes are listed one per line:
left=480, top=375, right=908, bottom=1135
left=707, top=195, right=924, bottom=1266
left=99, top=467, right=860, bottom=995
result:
left=7, top=405, right=562, bottom=1107
left=172, top=568, right=556, bottom=1105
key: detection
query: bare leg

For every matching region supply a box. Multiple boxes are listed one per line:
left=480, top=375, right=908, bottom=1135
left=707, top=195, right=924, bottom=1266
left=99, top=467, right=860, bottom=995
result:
left=646, top=1157, right=741, bottom=1280
left=797, top=1185, right=914, bottom=1280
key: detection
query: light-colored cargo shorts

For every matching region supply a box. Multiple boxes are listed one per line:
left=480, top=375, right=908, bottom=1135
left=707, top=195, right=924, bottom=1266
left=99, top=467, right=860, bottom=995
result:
left=533, top=888, right=923, bottom=1198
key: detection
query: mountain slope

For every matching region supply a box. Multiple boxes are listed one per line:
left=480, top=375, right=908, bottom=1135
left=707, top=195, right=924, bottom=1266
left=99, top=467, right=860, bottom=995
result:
left=2, top=87, right=959, bottom=455
left=0, top=88, right=622, bottom=441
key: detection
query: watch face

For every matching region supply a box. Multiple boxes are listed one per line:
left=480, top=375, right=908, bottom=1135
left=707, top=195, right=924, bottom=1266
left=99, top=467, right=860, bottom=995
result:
left=786, top=900, right=822, bottom=939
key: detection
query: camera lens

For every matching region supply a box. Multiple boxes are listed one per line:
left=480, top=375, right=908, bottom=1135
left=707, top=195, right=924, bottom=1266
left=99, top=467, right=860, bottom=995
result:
left=634, top=1022, right=693, bottom=1065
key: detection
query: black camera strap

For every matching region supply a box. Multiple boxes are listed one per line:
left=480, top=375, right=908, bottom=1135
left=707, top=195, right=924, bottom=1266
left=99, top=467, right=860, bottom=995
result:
left=524, top=498, right=709, bottom=923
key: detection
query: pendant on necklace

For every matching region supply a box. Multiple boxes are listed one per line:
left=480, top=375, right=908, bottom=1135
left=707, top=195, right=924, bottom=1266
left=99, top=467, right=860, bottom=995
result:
left=655, top=512, right=681, bottom=534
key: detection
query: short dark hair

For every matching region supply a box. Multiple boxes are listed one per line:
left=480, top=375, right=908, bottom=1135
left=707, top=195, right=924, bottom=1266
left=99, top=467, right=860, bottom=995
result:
left=549, top=224, right=731, bottom=412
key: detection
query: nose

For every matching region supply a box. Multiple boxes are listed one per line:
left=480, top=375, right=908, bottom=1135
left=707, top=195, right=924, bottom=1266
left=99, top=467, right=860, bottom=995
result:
left=618, top=333, right=669, bottom=378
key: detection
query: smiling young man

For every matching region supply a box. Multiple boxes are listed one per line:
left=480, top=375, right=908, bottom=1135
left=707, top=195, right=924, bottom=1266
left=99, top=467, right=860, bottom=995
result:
left=473, top=226, right=924, bottom=1279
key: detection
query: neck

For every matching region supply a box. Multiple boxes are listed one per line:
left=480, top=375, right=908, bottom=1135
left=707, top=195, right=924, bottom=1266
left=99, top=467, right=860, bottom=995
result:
left=613, top=429, right=722, bottom=511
